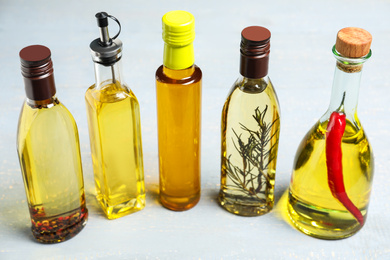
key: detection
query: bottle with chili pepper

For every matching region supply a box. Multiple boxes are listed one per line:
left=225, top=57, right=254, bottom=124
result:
left=287, top=27, right=374, bottom=239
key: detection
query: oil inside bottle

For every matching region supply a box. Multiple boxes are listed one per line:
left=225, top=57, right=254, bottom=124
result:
left=287, top=118, right=373, bottom=239
left=219, top=77, right=280, bottom=216
left=17, top=100, right=88, bottom=243
left=155, top=65, right=202, bottom=211
left=85, top=81, right=145, bottom=219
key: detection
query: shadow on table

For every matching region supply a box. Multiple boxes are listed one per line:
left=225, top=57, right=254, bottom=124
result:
left=0, top=201, right=36, bottom=243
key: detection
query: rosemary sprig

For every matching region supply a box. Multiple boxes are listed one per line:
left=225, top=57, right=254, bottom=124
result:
left=225, top=105, right=279, bottom=198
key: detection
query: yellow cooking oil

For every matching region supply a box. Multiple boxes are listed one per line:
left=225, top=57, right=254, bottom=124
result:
left=155, top=65, right=202, bottom=211
left=287, top=117, right=374, bottom=239
left=17, top=98, right=88, bottom=242
left=219, top=78, right=280, bottom=216
left=85, top=81, right=145, bottom=219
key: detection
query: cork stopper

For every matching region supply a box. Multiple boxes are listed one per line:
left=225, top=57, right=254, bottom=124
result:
left=335, top=27, right=372, bottom=58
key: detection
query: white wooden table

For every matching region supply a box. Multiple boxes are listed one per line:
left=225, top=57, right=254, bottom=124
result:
left=1, top=0, right=389, bottom=258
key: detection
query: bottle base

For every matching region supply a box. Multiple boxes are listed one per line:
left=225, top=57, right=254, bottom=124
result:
left=287, top=191, right=364, bottom=240
left=31, top=207, right=88, bottom=244
left=218, top=190, right=272, bottom=216
left=98, top=195, right=145, bottom=220
left=160, top=192, right=200, bottom=211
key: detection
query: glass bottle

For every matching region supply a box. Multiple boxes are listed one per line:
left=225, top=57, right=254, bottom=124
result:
left=85, top=12, right=145, bottom=219
left=155, top=10, right=202, bottom=211
left=219, top=26, right=281, bottom=216
left=287, top=27, right=374, bottom=239
left=17, top=45, right=88, bottom=243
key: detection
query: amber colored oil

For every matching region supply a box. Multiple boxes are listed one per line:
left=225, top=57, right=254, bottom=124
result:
left=219, top=77, right=280, bottom=216
left=155, top=65, right=202, bottom=211
left=287, top=118, right=374, bottom=239
left=85, top=81, right=145, bottom=219
left=17, top=99, right=88, bottom=243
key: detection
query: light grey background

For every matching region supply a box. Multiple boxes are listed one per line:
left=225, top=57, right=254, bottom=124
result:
left=1, top=0, right=389, bottom=259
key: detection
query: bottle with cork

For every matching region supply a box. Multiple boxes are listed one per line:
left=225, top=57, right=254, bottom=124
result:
left=155, top=10, right=202, bottom=211
left=219, top=26, right=281, bottom=216
left=287, top=27, right=374, bottom=239
left=17, top=45, right=88, bottom=243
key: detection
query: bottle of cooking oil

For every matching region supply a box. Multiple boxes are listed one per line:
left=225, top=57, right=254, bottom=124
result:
left=219, top=26, right=280, bottom=216
left=287, top=27, right=374, bottom=239
left=155, top=10, right=202, bottom=211
left=17, top=45, right=88, bottom=243
left=85, top=12, right=145, bottom=219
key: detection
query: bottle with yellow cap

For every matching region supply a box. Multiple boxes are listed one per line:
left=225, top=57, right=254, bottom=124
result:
left=155, top=10, right=202, bottom=211
left=287, top=27, right=374, bottom=239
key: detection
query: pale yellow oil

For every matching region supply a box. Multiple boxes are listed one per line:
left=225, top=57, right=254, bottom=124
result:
left=287, top=118, right=374, bottom=239
left=219, top=77, right=280, bottom=216
left=155, top=65, right=202, bottom=211
left=17, top=98, right=88, bottom=243
left=85, top=81, right=145, bottom=219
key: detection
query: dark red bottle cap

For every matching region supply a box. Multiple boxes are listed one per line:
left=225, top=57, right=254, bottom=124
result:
left=240, top=26, right=271, bottom=79
left=19, top=45, right=56, bottom=101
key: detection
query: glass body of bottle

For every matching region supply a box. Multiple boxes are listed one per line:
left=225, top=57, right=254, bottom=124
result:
left=287, top=46, right=374, bottom=239
left=219, top=26, right=280, bottom=216
left=17, top=45, right=88, bottom=243
left=155, top=10, right=202, bottom=211
left=85, top=59, right=145, bottom=219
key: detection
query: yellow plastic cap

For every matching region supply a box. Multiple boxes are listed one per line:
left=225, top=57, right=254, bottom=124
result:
left=162, top=10, right=195, bottom=46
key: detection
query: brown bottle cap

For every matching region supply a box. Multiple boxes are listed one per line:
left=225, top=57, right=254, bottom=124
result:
left=240, top=26, right=271, bottom=79
left=19, top=45, right=56, bottom=101
left=335, top=27, right=372, bottom=58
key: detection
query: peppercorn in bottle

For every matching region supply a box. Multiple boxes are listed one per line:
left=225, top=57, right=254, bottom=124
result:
left=17, top=45, right=88, bottom=243
left=287, top=27, right=374, bottom=239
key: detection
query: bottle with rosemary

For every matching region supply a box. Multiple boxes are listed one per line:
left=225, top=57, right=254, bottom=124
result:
left=287, top=27, right=374, bottom=239
left=156, top=10, right=202, bottom=211
left=219, top=26, right=280, bottom=216
left=17, top=45, right=88, bottom=243
left=85, top=12, right=145, bottom=219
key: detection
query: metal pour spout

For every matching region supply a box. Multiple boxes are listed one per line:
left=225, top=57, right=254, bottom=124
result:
left=96, top=12, right=111, bottom=46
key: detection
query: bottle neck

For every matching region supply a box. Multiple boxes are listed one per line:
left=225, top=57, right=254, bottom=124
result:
left=240, top=53, right=269, bottom=79
left=326, top=61, right=363, bottom=116
left=322, top=47, right=371, bottom=123
left=163, top=43, right=194, bottom=70
left=94, top=59, right=125, bottom=89
left=26, top=95, right=59, bottom=108
left=162, top=65, right=195, bottom=79
left=237, top=75, right=270, bottom=93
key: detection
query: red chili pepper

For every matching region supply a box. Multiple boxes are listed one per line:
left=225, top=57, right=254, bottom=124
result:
left=326, top=112, right=364, bottom=226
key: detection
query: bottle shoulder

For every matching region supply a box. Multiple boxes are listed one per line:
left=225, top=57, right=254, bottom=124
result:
left=17, top=99, right=77, bottom=146
left=225, top=76, right=279, bottom=107
left=86, top=82, right=138, bottom=104
left=156, top=65, right=202, bottom=84
left=20, top=99, right=75, bottom=123
left=305, top=115, right=369, bottom=145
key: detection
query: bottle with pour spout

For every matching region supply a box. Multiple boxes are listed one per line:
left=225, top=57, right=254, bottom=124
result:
left=287, top=27, right=374, bottom=239
left=85, top=12, right=145, bottom=219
